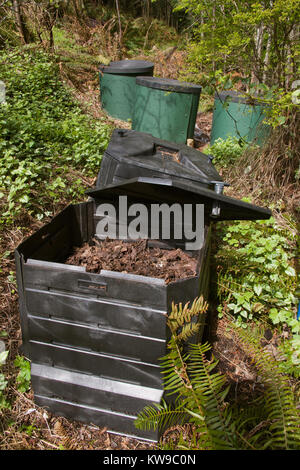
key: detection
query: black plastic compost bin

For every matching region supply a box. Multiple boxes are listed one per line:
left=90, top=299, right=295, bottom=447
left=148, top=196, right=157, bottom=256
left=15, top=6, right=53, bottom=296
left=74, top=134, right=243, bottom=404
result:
left=15, top=178, right=271, bottom=441
left=96, top=128, right=223, bottom=190
left=132, top=77, right=202, bottom=143
left=99, top=60, right=154, bottom=121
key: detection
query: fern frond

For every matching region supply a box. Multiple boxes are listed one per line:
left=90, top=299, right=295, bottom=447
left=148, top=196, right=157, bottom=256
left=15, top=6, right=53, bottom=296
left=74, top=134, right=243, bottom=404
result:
left=232, top=326, right=300, bottom=450
left=263, top=377, right=300, bottom=450
left=176, top=322, right=200, bottom=343
left=159, top=339, right=190, bottom=395
left=187, top=342, right=240, bottom=450
left=134, top=400, right=187, bottom=432
left=168, top=296, right=208, bottom=341
left=217, top=272, right=235, bottom=299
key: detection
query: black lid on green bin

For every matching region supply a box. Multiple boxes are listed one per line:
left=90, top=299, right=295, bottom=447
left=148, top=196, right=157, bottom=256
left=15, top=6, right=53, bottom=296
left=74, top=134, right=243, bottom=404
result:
left=99, top=60, right=154, bottom=74
left=136, top=77, right=202, bottom=94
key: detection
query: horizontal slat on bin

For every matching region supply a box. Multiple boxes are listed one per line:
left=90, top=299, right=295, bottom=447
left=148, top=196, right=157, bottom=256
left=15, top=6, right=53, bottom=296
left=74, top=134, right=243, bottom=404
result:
left=29, top=341, right=163, bottom=388
left=31, top=363, right=163, bottom=416
left=34, top=394, right=158, bottom=441
left=28, top=315, right=166, bottom=364
left=25, top=289, right=167, bottom=339
left=23, top=261, right=167, bottom=309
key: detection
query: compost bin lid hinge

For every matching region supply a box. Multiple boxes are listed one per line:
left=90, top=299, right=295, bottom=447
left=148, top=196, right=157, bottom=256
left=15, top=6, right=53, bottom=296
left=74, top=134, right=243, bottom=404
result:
left=210, top=181, right=230, bottom=218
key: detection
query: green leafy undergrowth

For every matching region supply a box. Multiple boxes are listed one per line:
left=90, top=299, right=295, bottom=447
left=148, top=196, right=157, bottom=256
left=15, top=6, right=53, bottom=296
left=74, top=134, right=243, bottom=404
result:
left=0, top=49, right=112, bottom=224
left=0, top=350, right=31, bottom=411
left=0, top=348, right=10, bottom=410
left=14, top=356, right=31, bottom=394
left=203, top=136, right=252, bottom=168
left=216, top=215, right=299, bottom=376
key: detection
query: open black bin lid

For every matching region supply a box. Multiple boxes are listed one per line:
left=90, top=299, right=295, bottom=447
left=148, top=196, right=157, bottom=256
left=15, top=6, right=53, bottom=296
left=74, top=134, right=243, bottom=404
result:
left=97, top=129, right=222, bottom=188
left=136, top=77, right=202, bottom=94
left=99, top=60, right=154, bottom=75
left=87, top=177, right=271, bottom=222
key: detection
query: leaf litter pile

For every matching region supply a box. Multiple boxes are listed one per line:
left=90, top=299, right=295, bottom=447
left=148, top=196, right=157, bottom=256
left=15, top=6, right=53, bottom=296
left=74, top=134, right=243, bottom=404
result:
left=65, top=238, right=198, bottom=284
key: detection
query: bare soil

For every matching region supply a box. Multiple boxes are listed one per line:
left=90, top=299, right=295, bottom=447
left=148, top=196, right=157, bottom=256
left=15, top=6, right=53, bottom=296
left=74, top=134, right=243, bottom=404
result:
left=65, top=238, right=198, bottom=284
left=194, top=112, right=213, bottom=152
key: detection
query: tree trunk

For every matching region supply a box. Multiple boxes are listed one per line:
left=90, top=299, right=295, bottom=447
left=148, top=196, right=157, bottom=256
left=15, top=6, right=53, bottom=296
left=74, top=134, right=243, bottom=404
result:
left=115, top=0, right=122, bottom=49
left=212, top=1, right=216, bottom=73
left=253, top=24, right=264, bottom=84
left=12, top=0, right=30, bottom=44
left=142, top=0, right=151, bottom=19
left=71, top=0, right=86, bottom=21
left=263, top=31, right=271, bottom=84
left=44, top=2, right=57, bottom=51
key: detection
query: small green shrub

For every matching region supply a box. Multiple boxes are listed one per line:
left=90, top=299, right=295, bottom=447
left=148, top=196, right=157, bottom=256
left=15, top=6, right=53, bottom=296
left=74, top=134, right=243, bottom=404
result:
left=14, top=356, right=31, bottom=393
left=216, top=216, right=299, bottom=376
left=0, top=351, right=31, bottom=411
left=0, top=349, right=10, bottom=410
left=216, top=217, right=297, bottom=328
left=203, top=136, right=251, bottom=168
left=0, top=49, right=111, bottom=224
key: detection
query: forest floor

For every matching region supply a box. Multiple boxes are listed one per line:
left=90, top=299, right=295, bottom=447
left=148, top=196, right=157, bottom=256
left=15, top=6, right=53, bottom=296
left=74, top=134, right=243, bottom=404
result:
left=0, top=23, right=295, bottom=450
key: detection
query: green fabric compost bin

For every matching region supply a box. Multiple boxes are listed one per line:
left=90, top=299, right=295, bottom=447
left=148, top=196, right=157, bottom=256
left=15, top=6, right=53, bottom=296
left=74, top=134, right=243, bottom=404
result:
left=132, top=77, right=202, bottom=144
left=99, top=60, right=154, bottom=121
left=210, top=90, right=270, bottom=146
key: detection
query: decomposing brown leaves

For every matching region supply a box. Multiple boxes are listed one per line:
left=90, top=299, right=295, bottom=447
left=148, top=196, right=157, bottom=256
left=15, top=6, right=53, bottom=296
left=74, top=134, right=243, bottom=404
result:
left=65, top=238, right=198, bottom=284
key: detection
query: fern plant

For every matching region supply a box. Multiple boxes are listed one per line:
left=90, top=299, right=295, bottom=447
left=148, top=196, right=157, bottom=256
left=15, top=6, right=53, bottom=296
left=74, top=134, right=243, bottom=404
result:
left=236, top=326, right=300, bottom=450
left=135, top=299, right=300, bottom=450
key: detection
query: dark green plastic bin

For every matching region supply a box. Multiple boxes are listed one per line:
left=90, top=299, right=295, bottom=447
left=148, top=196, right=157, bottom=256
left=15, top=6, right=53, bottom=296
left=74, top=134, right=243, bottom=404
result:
left=210, top=90, right=270, bottom=146
left=99, top=60, right=154, bottom=121
left=132, top=77, right=202, bottom=144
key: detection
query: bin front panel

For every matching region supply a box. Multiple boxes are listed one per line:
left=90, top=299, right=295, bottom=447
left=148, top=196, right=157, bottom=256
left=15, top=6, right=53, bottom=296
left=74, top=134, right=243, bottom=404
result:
left=132, top=86, right=196, bottom=143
